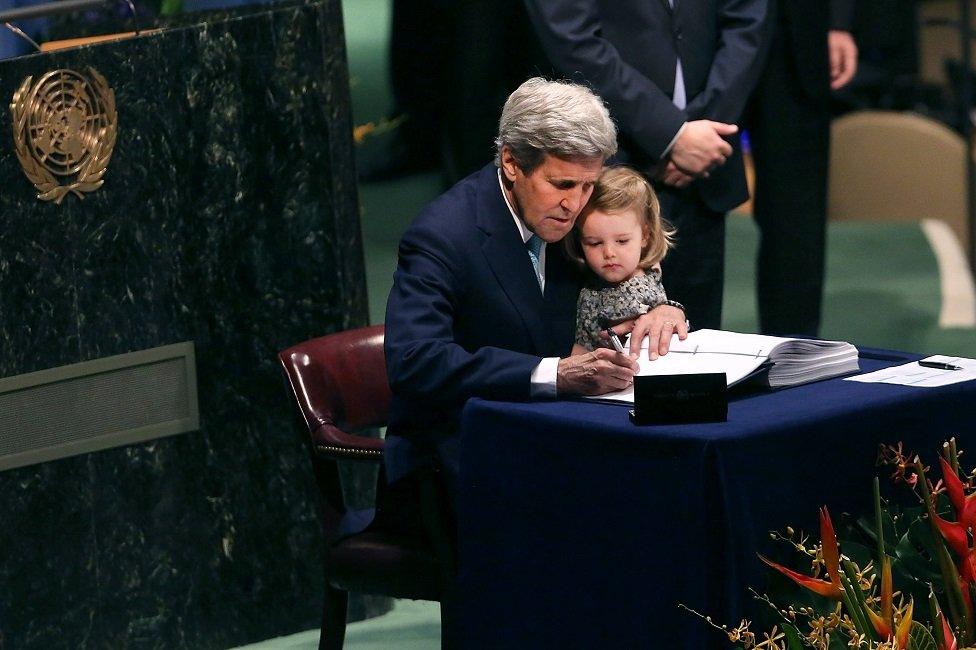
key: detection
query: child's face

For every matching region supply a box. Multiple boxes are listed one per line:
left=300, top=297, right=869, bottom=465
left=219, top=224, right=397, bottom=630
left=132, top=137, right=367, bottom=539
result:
left=578, top=208, right=648, bottom=284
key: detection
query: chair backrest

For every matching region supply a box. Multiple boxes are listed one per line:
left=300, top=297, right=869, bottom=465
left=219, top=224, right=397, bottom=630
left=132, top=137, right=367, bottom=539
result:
left=278, top=324, right=390, bottom=537
left=277, top=325, right=454, bottom=619
left=278, top=324, right=391, bottom=435
left=828, top=110, right=970, bottom=252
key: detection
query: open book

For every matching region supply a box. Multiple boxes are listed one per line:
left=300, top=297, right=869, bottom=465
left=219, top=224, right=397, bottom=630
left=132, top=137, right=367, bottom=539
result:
left=590, top=329, right=860, bottom=404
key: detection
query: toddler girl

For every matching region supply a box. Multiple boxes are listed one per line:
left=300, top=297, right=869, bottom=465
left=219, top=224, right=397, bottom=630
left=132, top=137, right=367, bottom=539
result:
left=565, top=166, right=679, bottom=352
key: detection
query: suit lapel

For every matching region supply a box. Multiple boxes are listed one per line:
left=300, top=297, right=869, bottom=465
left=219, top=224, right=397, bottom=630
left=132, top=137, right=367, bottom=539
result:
left=475, top=167, right=549, bottom=354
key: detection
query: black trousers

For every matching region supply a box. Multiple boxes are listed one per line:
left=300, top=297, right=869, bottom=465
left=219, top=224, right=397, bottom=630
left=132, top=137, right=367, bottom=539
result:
left=657, top=188, right=726, bottom=331
left=747, top=28, right=832, bottom=337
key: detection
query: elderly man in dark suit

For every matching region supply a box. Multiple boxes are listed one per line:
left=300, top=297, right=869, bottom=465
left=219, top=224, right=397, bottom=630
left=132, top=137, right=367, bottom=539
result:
left=748, top=0, right=857, bottom=336
left=524, top=0, right=769, bottom=331
left=384, top=78, right=687, bottom=490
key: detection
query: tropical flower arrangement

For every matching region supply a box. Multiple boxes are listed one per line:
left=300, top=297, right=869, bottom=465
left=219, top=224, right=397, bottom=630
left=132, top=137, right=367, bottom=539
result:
left=682, top=439, right=976, bottom=649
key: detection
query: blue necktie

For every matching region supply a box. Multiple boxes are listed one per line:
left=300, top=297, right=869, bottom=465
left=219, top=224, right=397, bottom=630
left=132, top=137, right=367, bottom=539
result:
left=526, top=235, right=544, bottom=291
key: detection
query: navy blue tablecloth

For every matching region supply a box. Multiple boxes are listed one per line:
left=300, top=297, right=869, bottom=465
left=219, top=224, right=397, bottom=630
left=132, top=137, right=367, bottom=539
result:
left=457, top=349, right=976, bottom=648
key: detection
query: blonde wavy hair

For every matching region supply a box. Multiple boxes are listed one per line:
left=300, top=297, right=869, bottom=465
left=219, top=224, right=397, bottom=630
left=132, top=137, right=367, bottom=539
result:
left=564, top=165, right=675, bottom=271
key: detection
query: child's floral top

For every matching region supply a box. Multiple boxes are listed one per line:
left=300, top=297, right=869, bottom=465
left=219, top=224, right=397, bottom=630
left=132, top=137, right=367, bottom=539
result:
left=575, top=269, right=668, bottom=350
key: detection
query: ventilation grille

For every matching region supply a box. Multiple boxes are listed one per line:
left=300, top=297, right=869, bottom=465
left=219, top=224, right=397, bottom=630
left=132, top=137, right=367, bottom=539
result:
left=0, top=342, right=199, bottom=472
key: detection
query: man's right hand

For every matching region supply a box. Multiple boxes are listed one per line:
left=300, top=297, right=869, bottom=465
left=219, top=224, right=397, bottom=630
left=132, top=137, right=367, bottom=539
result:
left=670, top=120, right=738, bottom=176
left=556, top=348, right=639, bottom=396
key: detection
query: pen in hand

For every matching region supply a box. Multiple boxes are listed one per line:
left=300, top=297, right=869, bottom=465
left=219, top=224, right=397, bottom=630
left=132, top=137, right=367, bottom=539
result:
left=918, top=360, right=962, bottom=371
left=605, top=327, right=627, bottom=354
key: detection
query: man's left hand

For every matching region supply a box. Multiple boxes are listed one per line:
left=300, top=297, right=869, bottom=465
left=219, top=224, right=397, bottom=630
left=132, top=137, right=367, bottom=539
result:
left=608, top=305, right=689, bottom=359
left=828, top=30, right=858, bottom=90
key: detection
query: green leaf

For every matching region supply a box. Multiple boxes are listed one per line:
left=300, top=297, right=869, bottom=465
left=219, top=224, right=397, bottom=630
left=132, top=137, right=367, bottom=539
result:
left=907, top=620, right=938, bottom=650
left=852, top=502, right=907, bottom=555
left=895, top=518, right=943, bottom=586
left=159, top=0, right=182, bottom=15
left=840, top=539, right=878, bottom=568
left=782, top=623, right=806, bottom=650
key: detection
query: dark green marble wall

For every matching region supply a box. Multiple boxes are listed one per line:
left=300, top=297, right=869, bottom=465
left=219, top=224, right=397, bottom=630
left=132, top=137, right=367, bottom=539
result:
left=0, top=1, right=371, bottom=646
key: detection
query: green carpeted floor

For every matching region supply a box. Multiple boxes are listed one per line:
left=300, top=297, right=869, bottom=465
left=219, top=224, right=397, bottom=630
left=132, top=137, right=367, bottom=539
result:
left=723, top=217, right=976, bottom=357
left=233, top=599, right=441, bottom=649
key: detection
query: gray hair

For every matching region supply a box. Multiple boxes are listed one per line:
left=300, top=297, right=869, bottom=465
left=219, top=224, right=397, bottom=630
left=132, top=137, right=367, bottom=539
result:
left=494, top=77, right=618, bottom=173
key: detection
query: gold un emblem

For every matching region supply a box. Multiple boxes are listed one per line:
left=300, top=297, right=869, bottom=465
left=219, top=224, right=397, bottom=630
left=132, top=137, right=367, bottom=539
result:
left=10, top=67, right=117, bottom=204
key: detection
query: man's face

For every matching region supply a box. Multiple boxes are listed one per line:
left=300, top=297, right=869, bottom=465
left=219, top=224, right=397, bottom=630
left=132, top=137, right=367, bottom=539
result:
left=500, top=147, right=604, bottom=243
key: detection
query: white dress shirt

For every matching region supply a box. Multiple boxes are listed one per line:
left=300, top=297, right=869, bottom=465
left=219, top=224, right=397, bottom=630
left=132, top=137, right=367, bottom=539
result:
left=664, top=0, right=688, bottom=156
left=498, top=170, right=559, bottom=397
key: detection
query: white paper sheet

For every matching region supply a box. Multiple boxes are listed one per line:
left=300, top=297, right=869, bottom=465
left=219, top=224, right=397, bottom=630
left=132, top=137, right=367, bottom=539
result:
left=844, top=355, right=976, bottom=387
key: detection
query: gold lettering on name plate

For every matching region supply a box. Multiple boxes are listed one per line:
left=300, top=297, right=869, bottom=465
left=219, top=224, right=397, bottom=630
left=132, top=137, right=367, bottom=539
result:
left=10, top=67, right=117, bottom=204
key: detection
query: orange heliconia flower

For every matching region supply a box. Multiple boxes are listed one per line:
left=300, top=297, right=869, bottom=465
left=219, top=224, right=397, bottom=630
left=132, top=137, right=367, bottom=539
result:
left=760, top=507, right=842, bottom=600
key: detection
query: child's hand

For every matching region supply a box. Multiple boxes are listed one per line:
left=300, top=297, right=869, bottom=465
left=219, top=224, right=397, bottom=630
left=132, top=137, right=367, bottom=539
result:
left=613, top=306, right=689, bottom=360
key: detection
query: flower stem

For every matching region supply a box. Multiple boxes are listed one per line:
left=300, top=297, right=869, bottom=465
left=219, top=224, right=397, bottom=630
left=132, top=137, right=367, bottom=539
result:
left=930, top=587, right=949, bottom=650
left=949, top=437, right=961, bottom=477
left=839, top=558, right=877, bottom=642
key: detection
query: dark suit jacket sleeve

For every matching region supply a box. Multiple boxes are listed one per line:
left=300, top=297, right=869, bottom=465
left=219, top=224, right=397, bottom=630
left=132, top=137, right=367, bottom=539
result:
left=385, top=220, right=543, bottom=407
left=682, top=0, right=770, bottom=123
left=830, top=0, right=855, bottom=31
left=524, top=0, right=688, bottom=159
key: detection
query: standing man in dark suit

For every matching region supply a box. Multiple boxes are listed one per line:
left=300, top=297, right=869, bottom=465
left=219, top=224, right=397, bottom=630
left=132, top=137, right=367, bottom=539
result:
left=524, top=0, right=769, bottom=331
left=384, top=78, right=687, bottom=490
left=748, top=0, right=857, bottom=336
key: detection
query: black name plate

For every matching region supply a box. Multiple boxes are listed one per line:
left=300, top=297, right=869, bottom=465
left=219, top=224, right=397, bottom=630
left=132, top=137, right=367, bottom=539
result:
left=630, top=373, right=728, bottom=425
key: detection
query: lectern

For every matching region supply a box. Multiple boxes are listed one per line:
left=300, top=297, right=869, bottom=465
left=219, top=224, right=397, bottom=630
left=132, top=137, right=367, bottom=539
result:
left=0, top=0, right=369, bottom=646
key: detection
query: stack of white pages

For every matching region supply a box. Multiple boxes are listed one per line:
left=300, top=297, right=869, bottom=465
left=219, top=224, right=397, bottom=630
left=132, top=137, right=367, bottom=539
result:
left=590, top=329, right=860, bottom=404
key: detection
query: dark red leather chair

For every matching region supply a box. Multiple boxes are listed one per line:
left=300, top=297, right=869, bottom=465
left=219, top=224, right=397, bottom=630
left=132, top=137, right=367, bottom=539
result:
left=278, top=325, right=455, bottom=649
